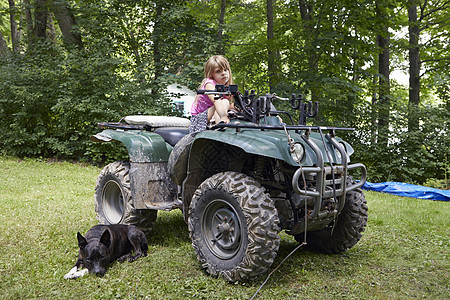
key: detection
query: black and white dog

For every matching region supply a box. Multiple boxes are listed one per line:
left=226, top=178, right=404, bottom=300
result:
left=64, top=224, right=148, bottom=279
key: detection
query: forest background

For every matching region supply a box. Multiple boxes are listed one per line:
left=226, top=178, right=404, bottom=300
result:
left=0, top=0, right=448, bottom=187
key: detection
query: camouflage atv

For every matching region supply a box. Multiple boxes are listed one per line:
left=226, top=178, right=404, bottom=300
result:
left=90, top=84, right=368, bottom=282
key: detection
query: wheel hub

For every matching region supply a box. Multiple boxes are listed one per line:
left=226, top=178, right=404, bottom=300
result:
left=102, top=179, right=124, bottom=224
left=203, top=200, right=242, bottom=259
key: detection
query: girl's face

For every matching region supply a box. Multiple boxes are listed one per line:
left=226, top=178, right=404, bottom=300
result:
left=211, top=67, right=230, bottom=85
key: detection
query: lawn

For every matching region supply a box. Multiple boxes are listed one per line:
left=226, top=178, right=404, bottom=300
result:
left=0, top=156, right=448, bottom=299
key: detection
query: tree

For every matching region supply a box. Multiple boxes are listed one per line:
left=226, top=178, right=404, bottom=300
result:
left=408, top=0, right=421, bottom=132
left=266, top=0, right=277, bottom=92
left=50, top=0, right=83, bottom=50
left=0, top=31, right=10, bottom=56
left=407, top=0, right=450, bottom=131
left=152, top=1, right=164, bottom=89
left=32, top=0, right=49, bottom=40
left=0, top=0, right=447, bottom=183
left=218, top=0, right=227, bottom=54
left=375, top=0, right=391, bottom=150
left=8, top=0, right=20, bottom=53
left=298, top=0, right=320, bottom=102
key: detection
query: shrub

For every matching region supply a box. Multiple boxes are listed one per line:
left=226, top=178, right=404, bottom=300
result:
left=0, top=42, right=174, bottom=163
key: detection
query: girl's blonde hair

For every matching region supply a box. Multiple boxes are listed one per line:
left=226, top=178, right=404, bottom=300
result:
left=199, top=55, right=233, bottom=88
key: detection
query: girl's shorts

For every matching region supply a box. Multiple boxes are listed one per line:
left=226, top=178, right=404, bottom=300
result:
left=189, top=110, right=208, bottom=133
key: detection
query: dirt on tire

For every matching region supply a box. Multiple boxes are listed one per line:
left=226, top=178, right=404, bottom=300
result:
left=94, top=161, right=157, bottom=235
left=188, top=171, right=280, bottom=282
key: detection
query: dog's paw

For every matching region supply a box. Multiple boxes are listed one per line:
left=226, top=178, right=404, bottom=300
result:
left=74, top=268, right=89, bottom=278
left=64, top=267, right=88, bottom=279
left=118, top=254, right=131, bottom=263
left=64, top=266, right=78, bottom=279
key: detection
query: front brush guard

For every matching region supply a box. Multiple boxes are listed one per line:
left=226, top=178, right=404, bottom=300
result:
left=292, top=131, right=367, bottom=219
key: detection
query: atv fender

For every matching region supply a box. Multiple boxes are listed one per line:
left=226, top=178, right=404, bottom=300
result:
left=90, top=129, right=171, bottom=162
left=193, top=130, right=296, bottom=164
left=91, top=129, right=179, bottom=210
left=179, top=131, right=295, bottom=218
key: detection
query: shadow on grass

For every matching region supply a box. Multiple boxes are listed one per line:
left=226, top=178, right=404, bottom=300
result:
left=149, top=210, right=190, bottom=247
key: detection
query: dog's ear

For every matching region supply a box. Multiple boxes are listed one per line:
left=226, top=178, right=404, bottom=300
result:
left=100, top=229, right=111, bottom=248
left=77, top=232, right=88, bottom=249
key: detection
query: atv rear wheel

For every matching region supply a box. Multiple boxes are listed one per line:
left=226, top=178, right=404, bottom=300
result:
left=188, top=171, right=280, bottom=282
left=298, top=183, right=368, bottom=253
left=94, top=161, right=157, bottom=235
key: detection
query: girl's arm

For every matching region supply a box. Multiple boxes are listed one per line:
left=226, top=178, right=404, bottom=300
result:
left=204, top=82, right=217, bottom=103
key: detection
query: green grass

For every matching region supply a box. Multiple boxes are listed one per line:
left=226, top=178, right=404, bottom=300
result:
left=0, top=156, right=448, bottom=299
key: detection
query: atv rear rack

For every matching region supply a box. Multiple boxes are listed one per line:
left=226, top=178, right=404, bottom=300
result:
left=97, top=122, right=145, bottom=130
left=97, top=121, right=355, bottom=134
left=209, top=122, right=355, bottom=132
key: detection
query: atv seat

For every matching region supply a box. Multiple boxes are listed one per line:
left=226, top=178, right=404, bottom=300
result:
left=154, top=127, right=190, bottom=147
left=123, top=116, right=191, bottom=146
left=124, top=115, right=191, bottom=128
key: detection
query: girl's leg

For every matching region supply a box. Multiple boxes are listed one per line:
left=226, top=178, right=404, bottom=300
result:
left=207, top=106, right=216, bottom=123
left=213, top=98, right=230, bottom=123
left=213, top=111, right=220, bottom=124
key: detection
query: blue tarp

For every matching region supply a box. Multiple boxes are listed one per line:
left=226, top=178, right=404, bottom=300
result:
left=362, top=181, right=449, bottom=201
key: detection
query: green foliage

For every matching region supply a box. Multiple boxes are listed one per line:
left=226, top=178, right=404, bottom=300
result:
left=351, top=99, right=449, bottom=184
left=0, top=0, right=221, bottom=163
left=0, top=41, right=171, bottom=162
left=424, top=178, right=449, bottom=190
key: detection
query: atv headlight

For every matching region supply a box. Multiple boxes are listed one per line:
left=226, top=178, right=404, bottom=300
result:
left=290, top=143, right=305, bottom=163
left=334, top=142, right=347, bottom=163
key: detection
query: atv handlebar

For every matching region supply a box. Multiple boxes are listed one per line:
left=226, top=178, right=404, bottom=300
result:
left=196, top=84, right=318, bottom=125
left=196, top=90, right=231, bottom=95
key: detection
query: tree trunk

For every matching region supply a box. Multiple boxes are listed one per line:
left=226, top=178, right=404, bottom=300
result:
left=152, top=3, right=164, bottom=94
left=23, top=0, right=34, bottom=38
left=50, top=0, right=83, bottom=50
left=408, top=0, right=420, bottom=132
left=0, top=31, right=10, bottom=56
left=33, top=0, right=49, bottom=39
left=376, top=2, right=391, bottom=149
left=218, top=0, right=227, bottom=55
left=47, top=12, right=57, bottom=41
left=8, top=0, right=20, bottom=53
left=299, top=0, right=313, bottom=21
left=267, top=0, right=276, bottom=92
left=299, top=0, right=319, bottom=101
left=371, top=74, right=377, bottom=144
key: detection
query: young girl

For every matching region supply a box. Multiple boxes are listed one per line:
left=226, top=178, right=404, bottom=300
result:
left=189, top=55, right=234, bottom=133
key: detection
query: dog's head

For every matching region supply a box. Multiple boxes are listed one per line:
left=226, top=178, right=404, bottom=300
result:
left=77, top=229, right=112, bottom=276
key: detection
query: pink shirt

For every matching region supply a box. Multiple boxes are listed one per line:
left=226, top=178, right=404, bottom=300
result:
left=191, top=79, right=216, bottom=116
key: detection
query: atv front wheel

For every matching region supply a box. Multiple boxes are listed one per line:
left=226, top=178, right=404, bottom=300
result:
left=188, top=171, right=280, bottom=282
left=298, top=183, right=368, bottom=253
left=94, top=161, right=157, bottom=235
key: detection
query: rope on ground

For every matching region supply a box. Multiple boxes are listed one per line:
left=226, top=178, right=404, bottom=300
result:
left=250, top=123, right=310, bottom=299
left=249, top=241, right=307, bottom=300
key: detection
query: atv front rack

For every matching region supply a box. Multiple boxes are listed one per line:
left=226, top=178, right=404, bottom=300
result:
left=209, top=119, right=367, bottom=225
left=199, top=84, right=319, bottom=125
left=291, top=130, right=366, bottom=226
